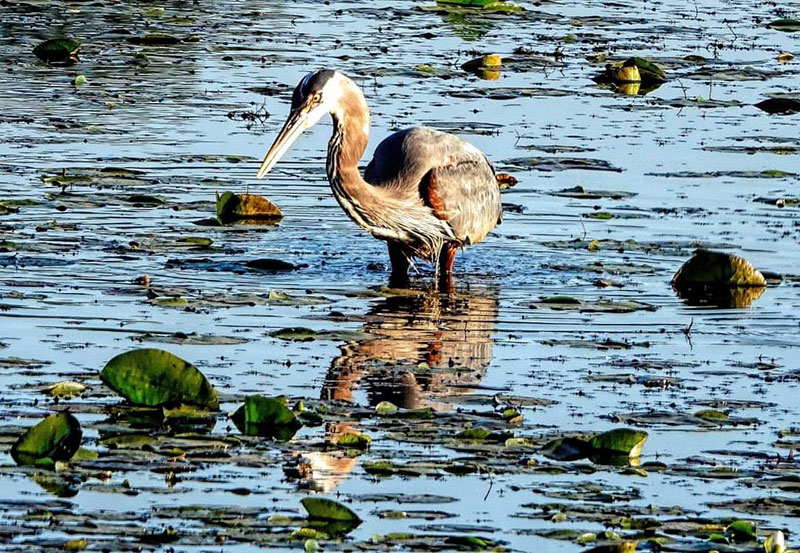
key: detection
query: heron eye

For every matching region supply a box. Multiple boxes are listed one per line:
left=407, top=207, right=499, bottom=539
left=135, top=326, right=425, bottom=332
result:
left=312, top=92, right=322, bottom=104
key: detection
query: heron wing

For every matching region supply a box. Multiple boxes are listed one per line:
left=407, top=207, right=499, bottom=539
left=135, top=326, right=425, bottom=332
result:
left=364, top=127, right=502, bottom=245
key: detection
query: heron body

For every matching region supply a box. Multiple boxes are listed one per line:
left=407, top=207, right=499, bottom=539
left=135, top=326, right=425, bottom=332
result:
left=257, top=69, right=502, bottom=288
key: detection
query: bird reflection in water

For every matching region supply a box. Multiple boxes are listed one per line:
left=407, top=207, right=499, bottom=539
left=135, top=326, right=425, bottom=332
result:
left=297, top=285, right=499, bottom=492
left=323, top=286, right=499, bottom=409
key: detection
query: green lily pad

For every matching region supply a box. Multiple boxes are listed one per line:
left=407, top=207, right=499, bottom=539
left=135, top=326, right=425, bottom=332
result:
left=363, top=461, right=396, bottom=476
left=269, top=327, right=317, bottom=342
left=626, top=57, right=666, bottom=82
left=33, top=38, right=81, bottom=63
left=694, top=409, right=729, bottom=422
left=301, top=497, right=362, bottom=524
left=589, top=428, right=648, bottom=458
left=100, top=348, right=219, bottom=410
left=726, top=520, right=756, bottom=542
left=437, top=0, right=523, bottom=12
left=767, top=18, right=800, bottom=32
left=230, top=395, right=302, bottom=440
left=11, top=412, right=82, bottom=467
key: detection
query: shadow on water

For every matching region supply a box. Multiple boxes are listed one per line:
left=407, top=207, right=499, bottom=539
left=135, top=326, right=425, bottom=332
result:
left=322, top=285, right=499, bottom=409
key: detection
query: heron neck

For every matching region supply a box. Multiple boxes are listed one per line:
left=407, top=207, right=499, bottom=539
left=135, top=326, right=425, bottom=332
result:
left=326, top=89, right=373, bottom=208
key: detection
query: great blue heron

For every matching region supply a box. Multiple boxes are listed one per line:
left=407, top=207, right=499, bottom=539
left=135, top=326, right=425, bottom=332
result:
left=257, top=69, right=502, bottom=289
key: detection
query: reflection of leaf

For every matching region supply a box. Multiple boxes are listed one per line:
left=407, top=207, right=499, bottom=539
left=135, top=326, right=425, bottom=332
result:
left=230, top=395, right=302, bottom=440
left=100, top=348, right=219, bottom=409
left=32, top=472, right=79, bottom=497
left=11, top=412, right=82, bottom=467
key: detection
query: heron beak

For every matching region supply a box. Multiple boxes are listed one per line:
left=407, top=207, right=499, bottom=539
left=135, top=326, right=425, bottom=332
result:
left=257, top=103, right=318, bottom=179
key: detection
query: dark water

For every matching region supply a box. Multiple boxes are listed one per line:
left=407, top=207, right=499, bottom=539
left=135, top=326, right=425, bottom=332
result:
left=1, top=0, right=799, bottom=551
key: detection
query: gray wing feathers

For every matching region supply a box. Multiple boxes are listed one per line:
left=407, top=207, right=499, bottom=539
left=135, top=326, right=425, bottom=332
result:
left=431, top=160, right=501, bottom=245
left=364, top=127, right=501, bottom=246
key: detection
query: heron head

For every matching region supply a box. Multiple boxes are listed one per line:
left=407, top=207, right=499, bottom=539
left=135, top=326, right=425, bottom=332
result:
left=257, top=69, right=344, bottom=179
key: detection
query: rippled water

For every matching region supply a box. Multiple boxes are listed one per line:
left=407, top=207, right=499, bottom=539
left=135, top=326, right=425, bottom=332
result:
left=1, top=0, right=799, bottom=551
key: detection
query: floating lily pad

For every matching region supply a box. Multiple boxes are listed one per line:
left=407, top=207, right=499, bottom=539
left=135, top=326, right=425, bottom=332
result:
left=673, top=250, right=766, bottom=287
left=726, top=520, right=757, bottom=542
left=100, top=348, right=219, bottom=410
left=336, top=432, right=371, bottom=450
left=672, top=250, right=766, bottom=307
left=11, top=412, right=82, bottom=467
left=44, top=381, right=86, bottom=398
left=216, top=191, right=283, bottom=223
left=244, top=258, right=302, bottom=272
left=541, top=437, right=593, bottom=461
left=755, top=97, right=800, bottom=115
left=436, top=0, right=523, bottom=12
left=506, top=157, right=621, bottom=172
left=302, top=497, right=362, bottom=523
left=269, top=327, right=317, bottom=342
left=766, top=18, right=800, bottom=32
left=230, top=395, right=302, bottom=440
left=33, top=38, right=81, bottom=63
left=589, top=428, right=648, bottom=458
left=528, top=297, right=655, bottom=313
left=129, top=33, right=181, bottom=45
left=549, top=185, right=635, bottom=199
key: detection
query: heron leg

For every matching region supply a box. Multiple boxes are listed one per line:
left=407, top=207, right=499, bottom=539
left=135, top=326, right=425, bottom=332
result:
left=387, top=242, right=411, bottom=287
left=437, top=244, right=457, bottom=293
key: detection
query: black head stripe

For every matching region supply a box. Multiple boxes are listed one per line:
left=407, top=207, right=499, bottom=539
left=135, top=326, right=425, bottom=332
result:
left=291, top=69, right=337, bottom=109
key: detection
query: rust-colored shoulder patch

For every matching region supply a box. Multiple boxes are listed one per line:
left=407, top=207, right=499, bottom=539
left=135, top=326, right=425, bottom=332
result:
left=420, top=168, right=448, bottom=220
